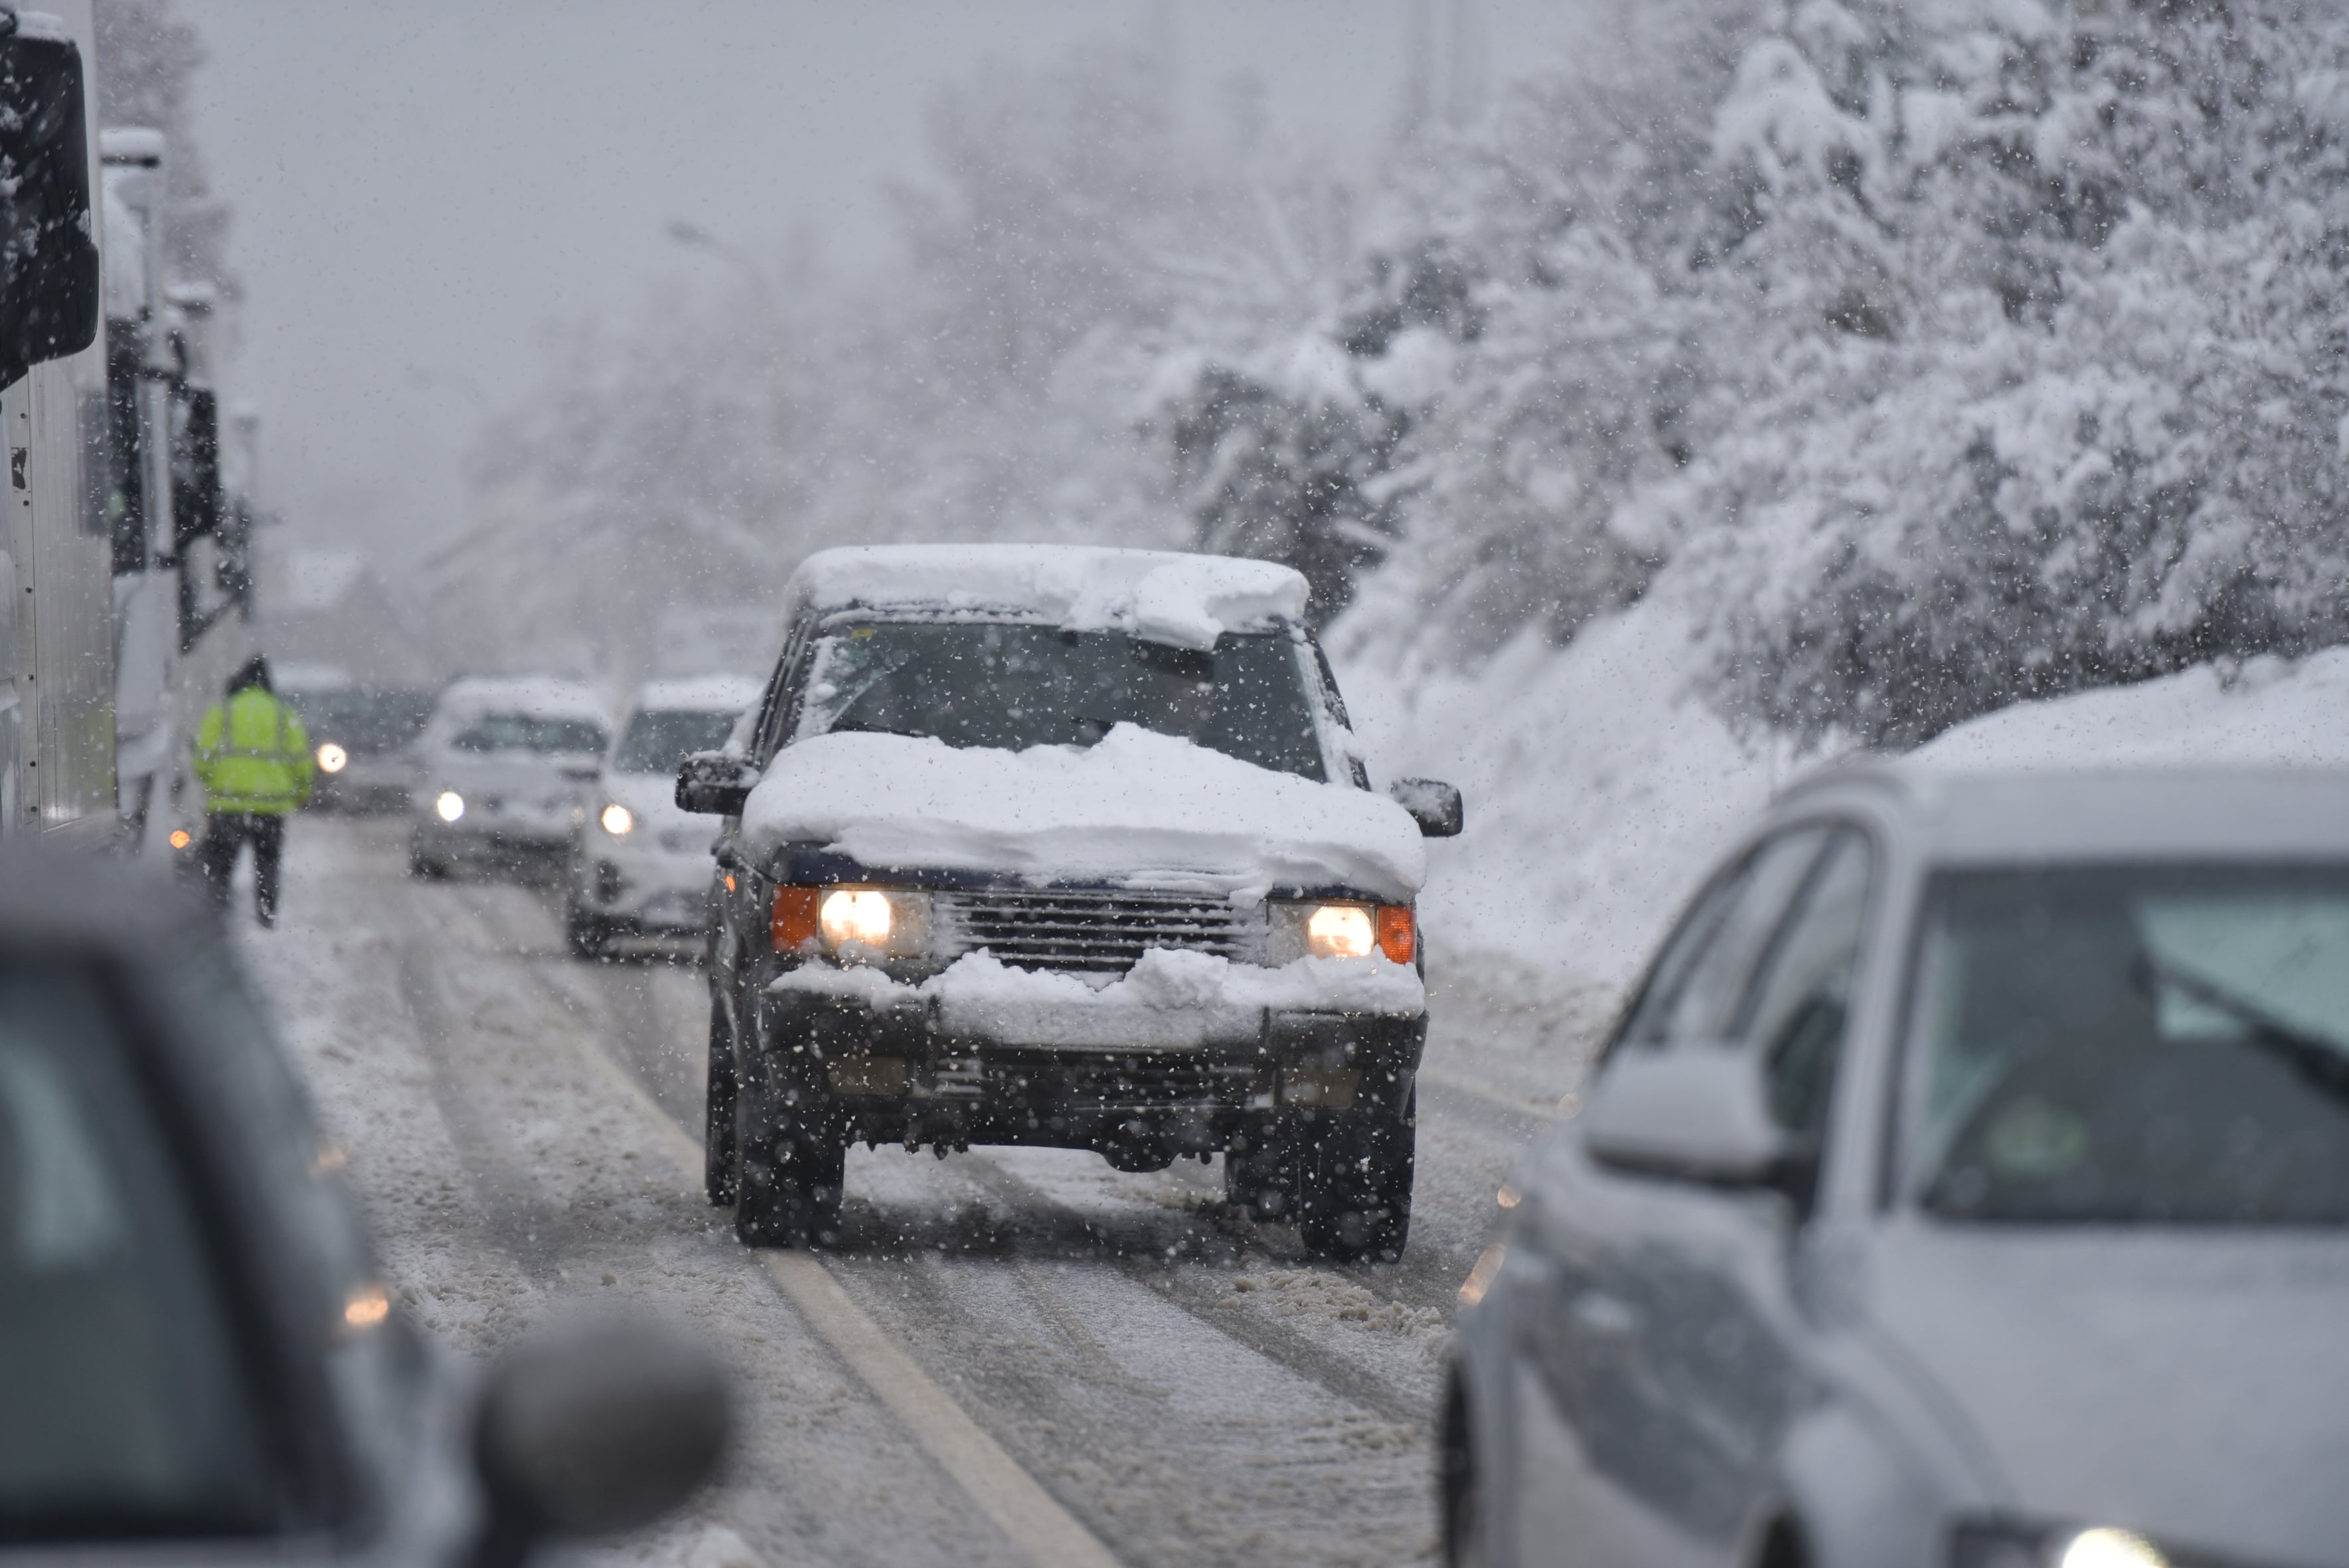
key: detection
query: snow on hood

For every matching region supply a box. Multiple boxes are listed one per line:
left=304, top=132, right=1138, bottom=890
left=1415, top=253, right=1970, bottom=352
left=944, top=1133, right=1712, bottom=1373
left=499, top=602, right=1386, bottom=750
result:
left=786, top=544, right=1310, bottom=652
left=741, top=724, right=1426, bottom=901
left=1866, top=1225, right=2349, bottom=1560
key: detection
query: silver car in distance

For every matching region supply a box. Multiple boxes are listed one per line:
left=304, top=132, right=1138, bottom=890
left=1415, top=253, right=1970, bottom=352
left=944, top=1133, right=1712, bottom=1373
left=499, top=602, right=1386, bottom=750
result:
left=1445, top=763, right=2349, bottom=1568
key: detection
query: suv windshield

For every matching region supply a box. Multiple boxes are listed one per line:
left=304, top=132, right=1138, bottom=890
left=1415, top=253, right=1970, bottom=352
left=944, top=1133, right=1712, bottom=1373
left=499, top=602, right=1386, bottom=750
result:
left=284, top=689, right=433, bottom=756
left=613, top=708, right=740, bottom=775
left=449, top=714, right=607, bottom=755
left=1903, top=865, right=2349, bottom=1225
left=796, top=623, right=1327, bottom=780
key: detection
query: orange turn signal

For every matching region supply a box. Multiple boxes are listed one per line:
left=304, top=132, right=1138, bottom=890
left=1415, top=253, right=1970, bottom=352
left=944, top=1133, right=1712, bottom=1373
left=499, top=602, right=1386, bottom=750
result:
left=771, top=886, right=820, bottom=952
left=167, top=828, right=192, bottom=850
left=1376, top=904, right=1416, bottom=967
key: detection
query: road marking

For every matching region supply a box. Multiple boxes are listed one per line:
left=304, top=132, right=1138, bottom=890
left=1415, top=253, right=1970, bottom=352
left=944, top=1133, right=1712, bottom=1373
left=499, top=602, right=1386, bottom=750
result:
left=559, top=1024, right=1124, bottom=1568
left=760, top=1253, right=1121, bottom=1568
left=1417, top=1064, right=1567, bottom=1122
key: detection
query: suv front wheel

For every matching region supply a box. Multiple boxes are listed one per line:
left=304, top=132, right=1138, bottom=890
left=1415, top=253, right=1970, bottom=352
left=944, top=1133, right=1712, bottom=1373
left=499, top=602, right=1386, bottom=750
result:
left=1292, top=1095, right=1416, bottom=1262
left=732, top=1037, right=845, bottom=1247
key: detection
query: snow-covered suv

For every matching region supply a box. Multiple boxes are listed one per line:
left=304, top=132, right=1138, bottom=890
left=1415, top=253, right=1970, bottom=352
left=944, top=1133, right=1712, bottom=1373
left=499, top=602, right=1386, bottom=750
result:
left=678, top=545, right=1461, bottom=1258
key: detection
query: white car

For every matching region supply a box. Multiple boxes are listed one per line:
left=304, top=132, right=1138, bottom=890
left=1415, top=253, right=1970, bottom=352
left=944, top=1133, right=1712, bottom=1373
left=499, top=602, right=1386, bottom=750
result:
left=1444, top=763, right=2349, bottom=1568
left=565, top=676, right=760, bottom=957
left=408, top=676, right=611, bottom=880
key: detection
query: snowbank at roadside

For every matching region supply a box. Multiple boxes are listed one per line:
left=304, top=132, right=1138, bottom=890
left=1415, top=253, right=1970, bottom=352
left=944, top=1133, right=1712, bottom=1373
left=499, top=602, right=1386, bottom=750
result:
left=1914, top=649, right=2349, bottom=772
left=1338, top=607, right=2349, bottom=988
left=1337, top=605, right=1775, bottom=984
left=742, top=723, right=1427, bottom=902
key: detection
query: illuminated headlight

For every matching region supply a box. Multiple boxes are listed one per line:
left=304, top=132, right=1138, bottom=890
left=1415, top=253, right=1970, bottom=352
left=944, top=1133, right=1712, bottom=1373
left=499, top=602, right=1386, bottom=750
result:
left=315, top=742, right=348, bottom=773
left=1268, top=900, right=1416, bottom=965
left=434, top=791, right=465, bottom=823
left=599, top=802, right=634, bottom=836
left=1950, top=1524, right=2171, bottom=1568
left=771, top=885, right=932, bottom=958
left=819, top=887, right=932, bottom=955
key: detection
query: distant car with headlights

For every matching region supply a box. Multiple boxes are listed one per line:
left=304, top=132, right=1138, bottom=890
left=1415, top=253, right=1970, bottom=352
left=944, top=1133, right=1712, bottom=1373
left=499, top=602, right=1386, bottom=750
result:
left=0, top=842, right=726, bottom=1562
left=278, top=666, right=436, bottom=813
left=675, top=545, right=1463, bottom=1255
left=565, top=676, right=760, bottom=957
left=408, top=677, right=610, bottom=880
left=1443, top=763, right=2349, bottom=1568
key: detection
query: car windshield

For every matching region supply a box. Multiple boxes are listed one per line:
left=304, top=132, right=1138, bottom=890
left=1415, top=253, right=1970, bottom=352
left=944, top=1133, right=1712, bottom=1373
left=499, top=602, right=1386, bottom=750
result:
left=795, top=622, right=1327, bottom=780
left=449, top=713, right=607, bottom=755
left=284, top=688, right=433, bottom=756
left=1903, top=865, right=2349, bottom=1225
left=613, top=708, right=741, bottom=775
left=0, top=965, right=278, bottom=1539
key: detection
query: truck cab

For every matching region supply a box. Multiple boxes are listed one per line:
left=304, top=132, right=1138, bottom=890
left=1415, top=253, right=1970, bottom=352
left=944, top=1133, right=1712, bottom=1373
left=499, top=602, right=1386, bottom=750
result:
left=680, top=545, right=1461, bottom=1259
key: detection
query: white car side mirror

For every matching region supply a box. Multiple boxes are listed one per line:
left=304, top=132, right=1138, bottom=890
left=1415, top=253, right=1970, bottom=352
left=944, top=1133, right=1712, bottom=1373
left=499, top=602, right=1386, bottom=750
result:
left=1580, top=1042, right=1802, bottom=1190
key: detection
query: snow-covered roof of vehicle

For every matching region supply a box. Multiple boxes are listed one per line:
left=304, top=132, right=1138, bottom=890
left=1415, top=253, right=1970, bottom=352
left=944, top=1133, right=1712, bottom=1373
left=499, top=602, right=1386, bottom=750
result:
left=430, top=675, right=609, bottom=726
left=11, top=11, right=75, bottom=44
left=1776, top=757, right=2349, bottom=865
left=631, top=674, right=762, bottom=714
left=272, top=663, right=355, bottom=694
left=785, top=545, right=1311, bottom=653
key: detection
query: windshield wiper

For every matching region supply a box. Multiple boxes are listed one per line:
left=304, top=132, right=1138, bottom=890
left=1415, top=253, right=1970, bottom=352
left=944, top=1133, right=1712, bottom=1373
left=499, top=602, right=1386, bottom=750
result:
left=2131, top=951, right=2349, bottom=1107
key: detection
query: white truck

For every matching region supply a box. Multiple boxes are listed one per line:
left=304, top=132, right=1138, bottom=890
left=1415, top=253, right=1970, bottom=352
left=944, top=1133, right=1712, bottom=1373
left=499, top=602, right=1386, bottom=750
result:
left=2, top=2, right=250, bottom=848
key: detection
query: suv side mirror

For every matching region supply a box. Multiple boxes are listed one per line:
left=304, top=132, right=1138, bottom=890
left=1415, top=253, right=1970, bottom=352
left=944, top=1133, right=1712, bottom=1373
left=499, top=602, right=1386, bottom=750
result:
left=0, top=16, right=100, bottom=389
left=1390, top=777, right=1464, bottom=838
left=471, top=1317, right=730, bottom=1568
left=676, top=749, right=758, bottom=815
left=1580, top=1043, right=1808, bottom=1195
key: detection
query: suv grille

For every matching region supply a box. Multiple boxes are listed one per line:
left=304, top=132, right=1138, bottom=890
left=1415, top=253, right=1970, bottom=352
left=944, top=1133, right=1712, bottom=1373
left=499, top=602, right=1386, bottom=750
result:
left=936, top=887, right=1257, bottom=973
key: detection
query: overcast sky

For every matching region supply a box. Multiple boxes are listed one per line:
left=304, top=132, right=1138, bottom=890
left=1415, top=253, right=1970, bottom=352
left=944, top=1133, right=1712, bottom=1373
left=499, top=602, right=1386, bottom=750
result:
left=180, top=1, right=1595, bottom=572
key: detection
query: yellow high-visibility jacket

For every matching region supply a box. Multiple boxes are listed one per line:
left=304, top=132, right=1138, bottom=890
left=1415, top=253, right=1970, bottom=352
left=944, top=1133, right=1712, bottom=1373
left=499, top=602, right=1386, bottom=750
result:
left=193, top=688, right=315, bottom=815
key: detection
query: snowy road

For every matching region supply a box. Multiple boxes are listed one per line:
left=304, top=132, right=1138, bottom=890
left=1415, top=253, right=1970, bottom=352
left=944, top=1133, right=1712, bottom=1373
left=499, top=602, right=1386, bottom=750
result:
left=239, top=817, right=1604, bottom=1568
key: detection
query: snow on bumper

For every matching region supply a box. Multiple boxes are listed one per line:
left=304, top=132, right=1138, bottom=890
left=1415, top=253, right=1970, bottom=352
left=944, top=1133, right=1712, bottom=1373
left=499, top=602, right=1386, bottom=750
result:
left=765, top=947, right=1425, bottom=1051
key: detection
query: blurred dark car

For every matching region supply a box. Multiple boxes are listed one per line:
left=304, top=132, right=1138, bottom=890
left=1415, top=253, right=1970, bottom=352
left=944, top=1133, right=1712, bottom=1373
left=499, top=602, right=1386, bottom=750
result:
left=278, top=669, right=436, bottom=814
left=0, top=846, right=725, bottom=1562
left=1445, top=764, right=2349, bottom=1568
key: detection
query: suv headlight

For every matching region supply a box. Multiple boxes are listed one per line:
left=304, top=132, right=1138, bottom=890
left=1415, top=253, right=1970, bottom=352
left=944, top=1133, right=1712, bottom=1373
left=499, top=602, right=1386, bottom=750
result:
left=1952, top=1524, right=2172, bottom=1568
left=771, top=885, right=932, bottom=959
left=599, top=802, right=634, bottom=836
left=1267, top=900, right=1416, bottom=965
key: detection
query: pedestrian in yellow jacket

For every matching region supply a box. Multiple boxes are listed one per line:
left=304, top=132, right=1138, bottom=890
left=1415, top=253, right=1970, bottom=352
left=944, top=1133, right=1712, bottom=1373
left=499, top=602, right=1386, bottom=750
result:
left=192, top=654, right=313, bottom=925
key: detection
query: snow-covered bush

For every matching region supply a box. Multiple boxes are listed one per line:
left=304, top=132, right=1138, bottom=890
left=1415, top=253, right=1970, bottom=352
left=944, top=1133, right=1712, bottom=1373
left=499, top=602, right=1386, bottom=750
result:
left=1695, top=0, right=2349, bottom=744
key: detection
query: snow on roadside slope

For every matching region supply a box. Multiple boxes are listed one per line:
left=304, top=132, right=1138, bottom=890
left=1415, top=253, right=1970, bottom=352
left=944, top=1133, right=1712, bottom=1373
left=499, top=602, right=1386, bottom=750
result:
left=1915, top=649, right=2349, bottom=771
left=1337, top=604, right=1775, bottom=986
left=1339, top=612, right=2349, bottom=993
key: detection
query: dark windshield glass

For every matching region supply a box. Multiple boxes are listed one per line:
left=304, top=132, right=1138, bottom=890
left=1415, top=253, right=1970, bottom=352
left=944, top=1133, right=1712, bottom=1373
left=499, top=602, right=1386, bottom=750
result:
left=0, top=966, right=277, bottom=1538
left=1904, top=866, right=2349, bottom=1225
left=284, top=689, right=433, bottom=756
left=797, top=623, right=1327, bottom=780
left=449, top=714, right=607, bottom=755
left=613, top=709, right=740, bottom=774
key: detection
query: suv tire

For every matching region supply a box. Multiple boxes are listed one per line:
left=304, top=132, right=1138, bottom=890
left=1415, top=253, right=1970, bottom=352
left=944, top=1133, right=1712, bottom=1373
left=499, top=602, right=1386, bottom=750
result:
left=704, top=1000, right=738, bottom=1207
left=1293, top=1095, right=1416, bottom=1262
left=566, top=908, right=609, bottom=959
left=733, top=1042, right=845, bottom=1247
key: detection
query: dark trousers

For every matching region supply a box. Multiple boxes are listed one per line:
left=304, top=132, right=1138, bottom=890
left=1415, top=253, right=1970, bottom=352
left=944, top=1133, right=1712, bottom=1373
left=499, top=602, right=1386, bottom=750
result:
left=195, top=813, right=286, bottom=922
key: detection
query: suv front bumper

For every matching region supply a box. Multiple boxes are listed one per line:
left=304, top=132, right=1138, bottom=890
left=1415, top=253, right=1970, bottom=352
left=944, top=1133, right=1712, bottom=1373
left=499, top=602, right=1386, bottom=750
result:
left=754, top=980, right=1425, bottom=1154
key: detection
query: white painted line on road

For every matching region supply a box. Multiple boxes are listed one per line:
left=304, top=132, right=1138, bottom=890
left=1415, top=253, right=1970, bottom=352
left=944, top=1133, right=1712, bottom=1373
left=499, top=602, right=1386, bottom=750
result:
left=1416, top=1064, right=1566, bottom=1122
left=760, top=1252, right=1123, bottom=1568
left=559, top=1028, right=1123, bottom=1568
